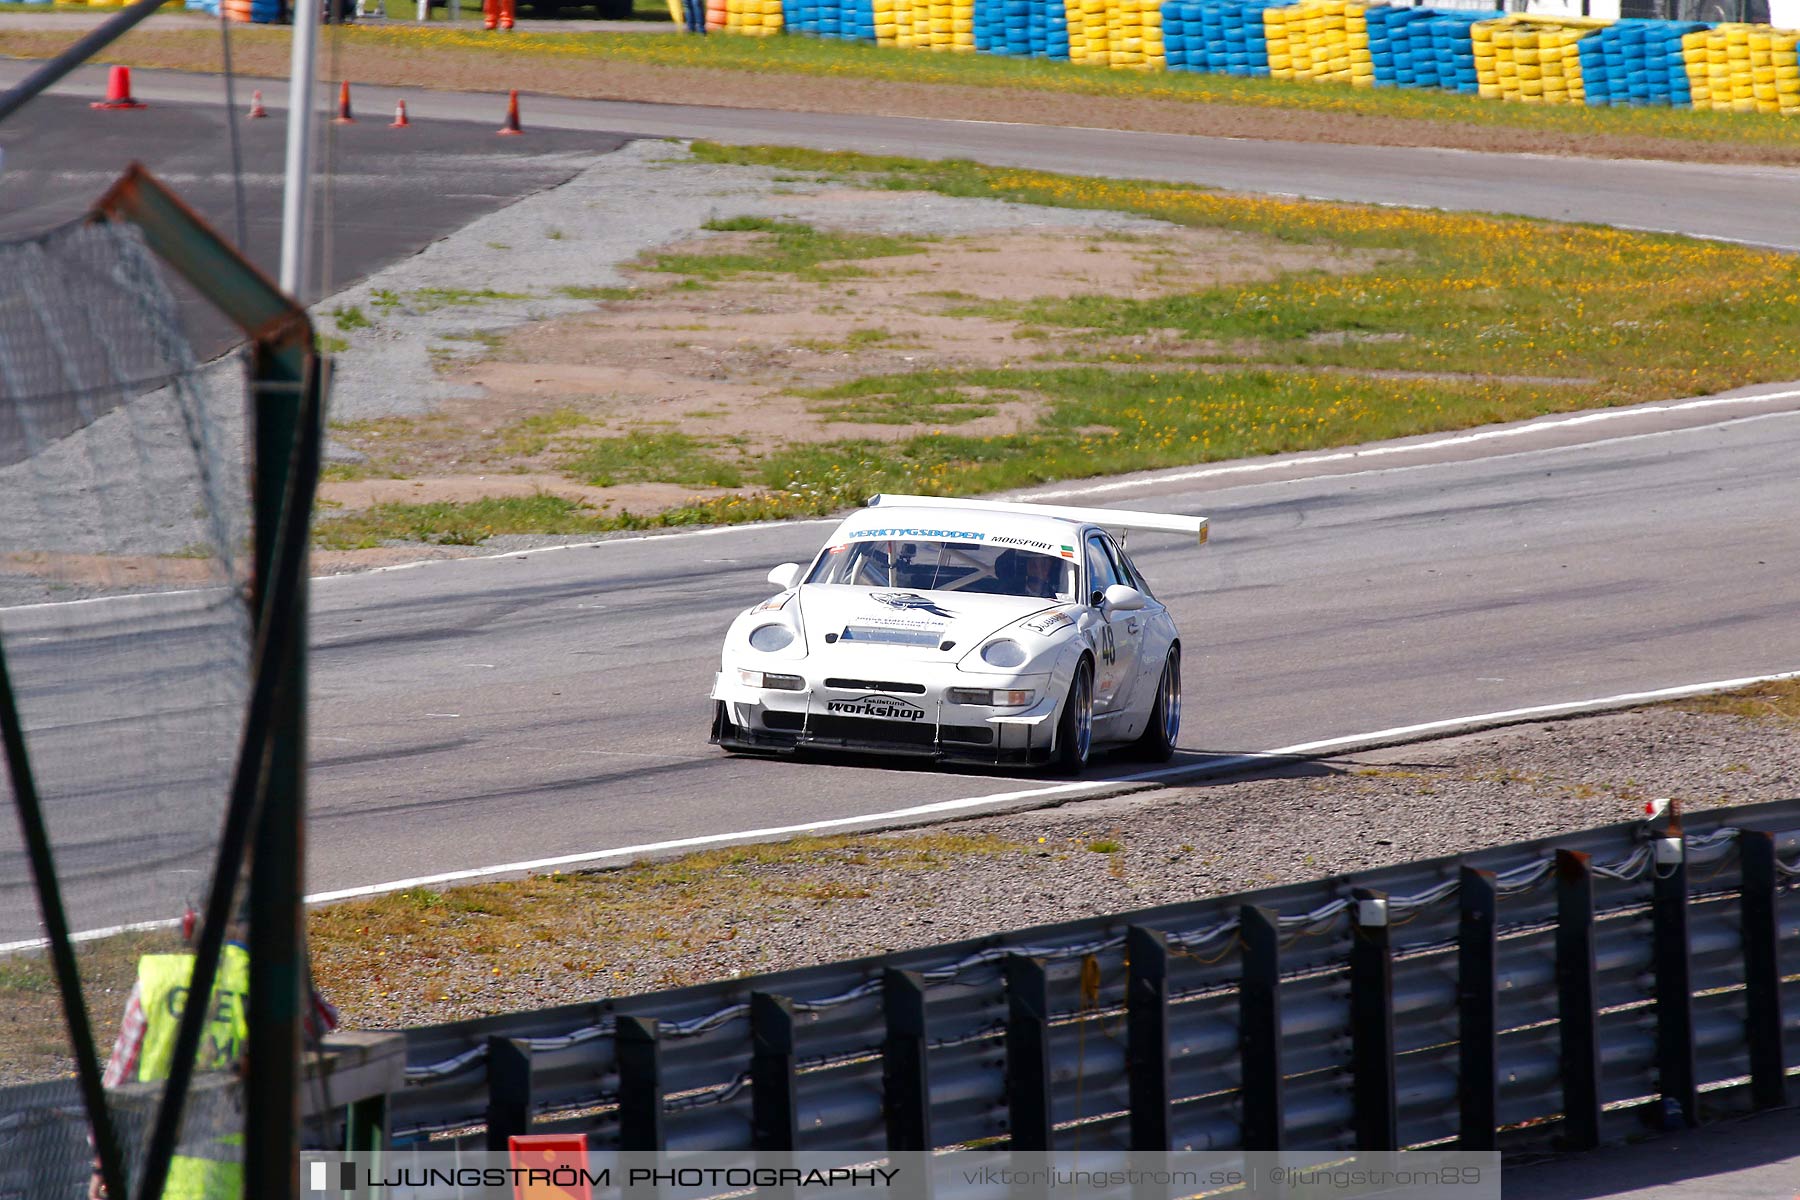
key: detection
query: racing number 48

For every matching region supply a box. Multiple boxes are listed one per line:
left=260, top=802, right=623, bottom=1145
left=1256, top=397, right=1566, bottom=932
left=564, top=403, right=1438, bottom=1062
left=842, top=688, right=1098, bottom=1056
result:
left=1099, top=624, right=1116, bottom=666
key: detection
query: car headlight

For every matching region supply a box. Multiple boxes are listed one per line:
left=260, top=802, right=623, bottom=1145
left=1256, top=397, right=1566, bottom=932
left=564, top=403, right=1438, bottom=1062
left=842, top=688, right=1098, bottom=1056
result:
left=737, top=669, right=805, bottom=691
left=748, top=623, right=796, bottom=653
left=948, top=687, right=1037, bottom=707
left=980, top=639, right=1028, bottom=669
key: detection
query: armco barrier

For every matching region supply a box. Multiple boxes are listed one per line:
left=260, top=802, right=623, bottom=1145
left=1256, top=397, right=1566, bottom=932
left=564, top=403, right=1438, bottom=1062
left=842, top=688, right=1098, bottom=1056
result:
left=372, top=796, right=1800, bottom=1154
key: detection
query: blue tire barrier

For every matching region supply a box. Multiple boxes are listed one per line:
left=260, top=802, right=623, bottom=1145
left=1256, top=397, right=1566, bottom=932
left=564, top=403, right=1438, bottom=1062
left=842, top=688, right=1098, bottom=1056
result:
left=1161, top=0, right=1278, bottom=76
left=975, top=0, right=1070, bottom=57
left=1365, top=8, right=1495, bottom=93
left=1579, top=18, right=1704, bottom=106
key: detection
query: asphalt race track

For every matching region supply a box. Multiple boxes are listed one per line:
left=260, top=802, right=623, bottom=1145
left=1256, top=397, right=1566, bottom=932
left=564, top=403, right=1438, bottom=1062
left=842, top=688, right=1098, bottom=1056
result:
left=283, top=392, right=1800, bottom=914
left=0, top=90, right=625, bottom=355
left=4, top=61, right=1800, bottom=250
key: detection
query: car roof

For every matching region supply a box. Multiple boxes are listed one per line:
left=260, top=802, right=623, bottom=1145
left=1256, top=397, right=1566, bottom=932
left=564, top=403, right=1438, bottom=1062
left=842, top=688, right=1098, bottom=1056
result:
left=831, top=505, right=1087, bottom=549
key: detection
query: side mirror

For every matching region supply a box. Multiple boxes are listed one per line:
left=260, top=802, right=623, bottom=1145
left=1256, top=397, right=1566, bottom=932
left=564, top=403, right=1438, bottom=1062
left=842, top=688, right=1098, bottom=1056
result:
left=1103, top=584, right=1146, bottom=613
left=767, top=562, right=803, bottom=590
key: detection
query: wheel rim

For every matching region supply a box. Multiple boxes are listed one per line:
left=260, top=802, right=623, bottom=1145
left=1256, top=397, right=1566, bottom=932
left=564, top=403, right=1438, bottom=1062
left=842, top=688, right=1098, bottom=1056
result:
left=1073, top=670, right=1092, bottom=762
left=1161, top=654, right=1181, bottom=748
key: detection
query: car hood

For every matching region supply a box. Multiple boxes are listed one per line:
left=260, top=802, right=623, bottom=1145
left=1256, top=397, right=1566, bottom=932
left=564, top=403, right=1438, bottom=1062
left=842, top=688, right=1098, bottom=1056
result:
left=795, top=585, right=1056, bottom=662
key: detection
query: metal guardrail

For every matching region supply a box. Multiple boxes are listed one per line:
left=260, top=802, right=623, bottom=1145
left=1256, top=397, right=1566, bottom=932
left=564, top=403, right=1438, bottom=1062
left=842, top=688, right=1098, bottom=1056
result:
left=362, top=797, right=1800, bottom=1156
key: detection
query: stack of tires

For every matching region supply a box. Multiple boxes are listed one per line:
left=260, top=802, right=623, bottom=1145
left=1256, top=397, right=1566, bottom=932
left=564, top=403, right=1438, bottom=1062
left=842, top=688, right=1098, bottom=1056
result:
left=724, top=0, right=787, bottom=34
left=1067, top=0, right=1165, bottom=68
left=1577, top=20, right=1702, bottom=106
left=787, top=0, right=876, bottom=39
left=1473, top=17, right=1602, bottom=104
left=1264, top=1, right=1372, bottom=86
left=974, top=0, right=1070, bottom=57
left=1682, top=23, right=1800, bottom=113
left=1162, top=0, right=1277, bottom=75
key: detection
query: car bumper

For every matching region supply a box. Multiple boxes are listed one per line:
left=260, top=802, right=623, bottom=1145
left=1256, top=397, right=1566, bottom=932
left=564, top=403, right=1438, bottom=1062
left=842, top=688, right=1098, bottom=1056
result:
left=712, top=668, right=1059, bottom=764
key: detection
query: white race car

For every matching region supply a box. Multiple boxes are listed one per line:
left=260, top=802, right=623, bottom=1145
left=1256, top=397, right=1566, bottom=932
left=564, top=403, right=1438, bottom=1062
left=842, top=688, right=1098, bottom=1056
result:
left=710, top=493, right=1208, bottom=772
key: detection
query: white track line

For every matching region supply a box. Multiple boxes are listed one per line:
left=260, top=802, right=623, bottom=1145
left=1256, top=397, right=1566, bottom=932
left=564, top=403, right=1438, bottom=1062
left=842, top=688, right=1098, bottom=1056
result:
left=7, top=666, right=1796, bottom=952
left=1020, top=388, right=1800, bottom=500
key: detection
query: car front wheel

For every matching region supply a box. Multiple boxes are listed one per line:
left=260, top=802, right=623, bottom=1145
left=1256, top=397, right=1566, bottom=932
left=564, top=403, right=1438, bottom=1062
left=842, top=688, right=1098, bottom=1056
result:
left=1052, top=660, right=1094, bottom=774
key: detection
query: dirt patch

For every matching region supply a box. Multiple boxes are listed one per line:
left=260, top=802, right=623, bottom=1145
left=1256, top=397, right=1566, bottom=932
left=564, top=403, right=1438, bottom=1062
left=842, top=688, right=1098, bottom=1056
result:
left=322, top=224, right=1390, bottom=506
left=1, top=551, right=227, bottom=589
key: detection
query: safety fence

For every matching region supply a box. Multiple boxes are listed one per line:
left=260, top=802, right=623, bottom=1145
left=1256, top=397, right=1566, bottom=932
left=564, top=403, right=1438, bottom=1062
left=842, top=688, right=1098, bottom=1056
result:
left=365, top=795, right=1800, bottom=1156
left=678, top=0, right=1800, bottom=116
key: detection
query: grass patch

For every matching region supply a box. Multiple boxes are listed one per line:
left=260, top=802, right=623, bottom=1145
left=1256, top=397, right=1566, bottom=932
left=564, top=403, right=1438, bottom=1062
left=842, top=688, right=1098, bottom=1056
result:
left=554, top=284, right=638, bottom=301
left=500, top=407, right=596, bottom=457
left=338, top=148, right=1800, bottom=544
left=332, top=304, right=371, bottom=332
left=308, top=830, right=1024, bottom=1010
left=409, top=286, right=529, bottom=312
left=693, top=145, right=1800, bottom=404
left=802, top=377, right=1004, bottom=425
left=0, top=930, right=184, bottom=1083
left=654, top=218, right=926, bottom=282
left=314, top=493, right=614, bottom=549
left=316, top=334, right=350, bottom=355
left=1671, top=679, right=1800, bottom=723
left=559, top=430, right=745, bottom=488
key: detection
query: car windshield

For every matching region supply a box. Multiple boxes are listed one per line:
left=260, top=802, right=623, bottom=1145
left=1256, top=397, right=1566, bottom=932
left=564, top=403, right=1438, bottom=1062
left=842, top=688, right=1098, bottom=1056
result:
left=806, top=539, right=1077, bottom=602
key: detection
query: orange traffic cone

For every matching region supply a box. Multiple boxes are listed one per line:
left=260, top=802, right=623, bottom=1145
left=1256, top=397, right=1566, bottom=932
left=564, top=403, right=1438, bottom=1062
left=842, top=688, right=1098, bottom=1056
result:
left=246, top=89, right=268, bottom=119
left=390, top=99, right=410, bottom=128
left=497, top=89, right=523, bottom=136
left=91, top=65, right=147, bottom=111
left=332, top=80, right=355, bottom=124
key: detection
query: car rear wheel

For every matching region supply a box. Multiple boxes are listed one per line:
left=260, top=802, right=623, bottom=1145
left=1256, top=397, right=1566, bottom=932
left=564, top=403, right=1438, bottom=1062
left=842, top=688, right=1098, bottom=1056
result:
left=1132, top=646, right=1180, bottom=762
left=1052, top=660, right=1094, bottom=774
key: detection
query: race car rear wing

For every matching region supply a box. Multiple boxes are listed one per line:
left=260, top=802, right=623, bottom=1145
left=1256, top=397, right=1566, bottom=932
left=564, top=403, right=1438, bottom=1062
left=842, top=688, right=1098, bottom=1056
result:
left=867, top=493, right=1209, bottom=546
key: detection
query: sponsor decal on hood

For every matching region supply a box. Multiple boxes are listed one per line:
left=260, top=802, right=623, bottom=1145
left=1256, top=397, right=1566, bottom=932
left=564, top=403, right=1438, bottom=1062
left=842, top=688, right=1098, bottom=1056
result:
left=870, top=592, right=956, bottom=618
left=1021, top=608, right=1076, bottom=635
left=825, top=693, right=927, bottom=721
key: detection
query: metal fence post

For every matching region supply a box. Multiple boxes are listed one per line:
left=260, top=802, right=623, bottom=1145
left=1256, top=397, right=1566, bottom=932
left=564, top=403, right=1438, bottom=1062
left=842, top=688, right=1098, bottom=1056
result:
left=1240, top=906, right=1284, bottom=1150
left=1350, top=889, right=1397, bottom=1150
left=1127, top=926, right=1172, bottom=1150
left=751, top=993, right=799, bottom=1150
left=485, top=1037, right=533, bottom=1150
left=1556, top=850, right=1601, bottom=1151
left=1457, top=867, right=1499, bottom=1151
left=1004, top=955, right=1053, bottom=1151
left=618, top=1016, right=665, bottom=1151
left=883, top=969, right=932, bottom=1151
left=1738, top=829, right=1789, bottom=1110
left=1650, top=827, right=1697, bottom=1128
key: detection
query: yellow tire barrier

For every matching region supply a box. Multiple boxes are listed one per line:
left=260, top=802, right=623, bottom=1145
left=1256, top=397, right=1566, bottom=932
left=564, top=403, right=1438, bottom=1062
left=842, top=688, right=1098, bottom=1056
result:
left=1065, top=0, right=1164, bottom=68
left=1683, top=24, right=1799, bottom=114
left=1263, top=0, right=1372, bottom=85
left=1471, top=14, right=1604, bottom=104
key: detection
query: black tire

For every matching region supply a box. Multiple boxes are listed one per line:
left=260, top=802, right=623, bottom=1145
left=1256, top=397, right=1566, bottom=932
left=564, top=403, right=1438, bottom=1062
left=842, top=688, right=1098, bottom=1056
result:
left=1052, top=659, right=1094, bottom=775
left=1132, top=646, right=1181, bottom=762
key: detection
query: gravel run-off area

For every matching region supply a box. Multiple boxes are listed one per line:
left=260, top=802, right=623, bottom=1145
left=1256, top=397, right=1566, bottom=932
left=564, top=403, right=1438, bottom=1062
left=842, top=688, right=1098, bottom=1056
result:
left=317, top=694, right=1800, bottom=1028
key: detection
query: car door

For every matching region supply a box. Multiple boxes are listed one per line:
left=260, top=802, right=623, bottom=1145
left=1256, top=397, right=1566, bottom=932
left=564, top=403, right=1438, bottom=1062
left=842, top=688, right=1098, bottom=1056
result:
left=1083, top=532, right=1144, bottom=714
